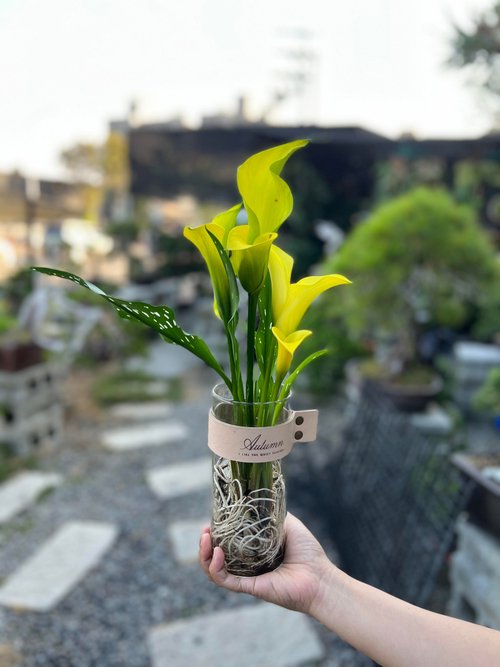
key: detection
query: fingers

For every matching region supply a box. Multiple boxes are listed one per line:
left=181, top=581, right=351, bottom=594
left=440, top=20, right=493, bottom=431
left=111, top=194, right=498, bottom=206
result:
left=199, top=532, right=213, bottom=574
left=198, top=532, right=258, bottom=596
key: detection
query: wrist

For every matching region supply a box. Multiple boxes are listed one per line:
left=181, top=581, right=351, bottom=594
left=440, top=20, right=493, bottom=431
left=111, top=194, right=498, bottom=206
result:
left=309, top=559, right=348, bottom=626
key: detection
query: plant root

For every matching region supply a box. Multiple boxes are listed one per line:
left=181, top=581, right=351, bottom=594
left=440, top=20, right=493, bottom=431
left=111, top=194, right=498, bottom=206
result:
left=211, top=458, right=286, bottom=576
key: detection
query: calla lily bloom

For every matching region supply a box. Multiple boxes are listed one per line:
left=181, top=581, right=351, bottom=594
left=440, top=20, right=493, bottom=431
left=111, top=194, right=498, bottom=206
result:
left=276, top=275, right=351, bottom=335
left=272, top=327, right=312, bottom=378
left=184, top=221, right=234, bottom=322
left=211, top=203, right=242, bottom=246
left=268, top=245, right=294, bottom=322
left=237, top=139, right=309, bottom=242
left=227, top=225, right=277, bottom=294
left=269, top=244, right=350, bottom=335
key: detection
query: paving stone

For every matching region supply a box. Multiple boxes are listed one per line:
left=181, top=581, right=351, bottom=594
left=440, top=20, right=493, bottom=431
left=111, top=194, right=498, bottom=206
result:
left=108, top=402, right=172, bottom=421
left=167, top=518, right=209, bottom=563
left=101, top=421, right=188, bottom=451
left=0, top=472, right=63, bottom=524
left=146, top=458, right=211, bottom=499
left=148, top=602, right=325, bottom=667
left=410, top=405, right=453, bottom=436
left=0, top=521, right=118, bottom=611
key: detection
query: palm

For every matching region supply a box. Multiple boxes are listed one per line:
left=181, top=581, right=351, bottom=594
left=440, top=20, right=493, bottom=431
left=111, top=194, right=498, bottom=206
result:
left=200, top=513, right=330, bottom=614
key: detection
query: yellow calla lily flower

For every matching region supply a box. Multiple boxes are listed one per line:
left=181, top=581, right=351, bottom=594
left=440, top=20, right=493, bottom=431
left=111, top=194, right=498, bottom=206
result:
left=275, top=274, right=351, bottom=336
left=184, top=222, right=232, bottom=321
left=211, top=203, right=242, bottom=246
left=272, top=327, right=312, bottom=378
left=269, top=244, right=351, bottom=334
left=237, top=139, right=309, bottom=242
left=271, top=272, right=351, bottom=335
left=227, top=225, right=277, bottom=294
left=268, top=245, right=294, bottom=322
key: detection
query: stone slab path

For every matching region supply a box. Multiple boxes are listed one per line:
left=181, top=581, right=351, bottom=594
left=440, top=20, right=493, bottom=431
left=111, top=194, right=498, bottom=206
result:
left=149, top=602, right=325, bottom=667
left=0, top=521, right=118, bottom=611
left=0, top=337, right=364, bottom=666
left=109, top=402, right=172, bottom=422
left=146, top=458, right=212, bottom=499
left=167, top=518, right=209, bottom=564
left=102, top=421, right=188, bottom=451
left=0, top=472, right=62, bottom=524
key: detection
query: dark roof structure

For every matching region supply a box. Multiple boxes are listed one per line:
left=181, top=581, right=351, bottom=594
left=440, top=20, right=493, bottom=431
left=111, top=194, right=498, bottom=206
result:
left=129, top=124, right=500, bottom=230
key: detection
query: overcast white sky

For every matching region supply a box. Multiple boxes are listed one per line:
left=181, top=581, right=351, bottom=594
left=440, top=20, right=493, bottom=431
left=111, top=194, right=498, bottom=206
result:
left=0, top=0, right=494, bottom=179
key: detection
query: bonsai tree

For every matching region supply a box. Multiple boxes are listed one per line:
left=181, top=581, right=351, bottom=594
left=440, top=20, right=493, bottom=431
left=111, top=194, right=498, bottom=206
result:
left=324, top=187, right=498, bottom=380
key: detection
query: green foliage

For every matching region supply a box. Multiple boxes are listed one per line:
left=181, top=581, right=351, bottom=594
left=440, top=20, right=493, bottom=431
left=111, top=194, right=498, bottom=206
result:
left=448, top=2, right=500, bottom=98
left=1, top=269, right=33, bottom=314
left=472, top=262, right=500, bottom=341
left=325, top=187, right=498, bottom=367
left=106, top=219, right=141, bottom=250
left=33, top=267, right=231, bottom=388
left=92, top=369, right=183, bottom=405
left=154, top=231, right=204, bottom=278
left=0, top=444, right=38, bottom=484
left=296, top=304, right=367, bottom=395
left=60, top=132, right=129, bottom=188
left=0, top=303, right=16, bottom=335
left=374, top=157, right=446, bottom=203
left=473, top=368, right=500, bottom=414
left=454, top=160, right=500, bottom=210
left=278, top=158, right=329, bottom=278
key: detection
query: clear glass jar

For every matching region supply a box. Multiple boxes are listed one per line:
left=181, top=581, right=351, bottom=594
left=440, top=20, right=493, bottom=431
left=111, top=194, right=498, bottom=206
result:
left=210, top=383, right=289, bottom=576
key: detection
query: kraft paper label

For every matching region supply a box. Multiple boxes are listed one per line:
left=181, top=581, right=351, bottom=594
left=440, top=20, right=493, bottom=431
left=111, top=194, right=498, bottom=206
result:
left=207, top=409, right=318, bottom=462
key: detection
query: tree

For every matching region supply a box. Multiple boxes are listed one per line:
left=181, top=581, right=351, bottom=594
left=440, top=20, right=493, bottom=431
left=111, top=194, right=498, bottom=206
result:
left=60, top=143, right=103, bottom=185
left=60, top=133, right=129, bottom=188
left=449, top=3, right=500, bottom=106
left=324, top=187, right=498, bottom=374
left=60, top=132, right=130, bottom=223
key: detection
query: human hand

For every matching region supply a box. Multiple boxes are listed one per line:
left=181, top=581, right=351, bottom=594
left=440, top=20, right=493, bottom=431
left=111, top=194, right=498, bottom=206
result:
left=199, top=512, right=332, bottom=614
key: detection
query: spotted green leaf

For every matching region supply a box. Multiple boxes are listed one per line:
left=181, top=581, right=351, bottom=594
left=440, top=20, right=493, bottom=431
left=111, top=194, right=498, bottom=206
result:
left=32, top=267, right=231, bottom=389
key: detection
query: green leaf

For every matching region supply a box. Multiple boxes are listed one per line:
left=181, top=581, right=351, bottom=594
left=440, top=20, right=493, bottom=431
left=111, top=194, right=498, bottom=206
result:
left=256, top=273, right=273, bottom=373
left=205, top=229, right=239, bottom=325
left=278, top=350, right=329, bottom=401
left=32, top=267, right=231, bottom=389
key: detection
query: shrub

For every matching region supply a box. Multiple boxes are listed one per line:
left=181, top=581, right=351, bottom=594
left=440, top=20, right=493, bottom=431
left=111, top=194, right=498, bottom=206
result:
left=324, top=187, right=498, bottom=372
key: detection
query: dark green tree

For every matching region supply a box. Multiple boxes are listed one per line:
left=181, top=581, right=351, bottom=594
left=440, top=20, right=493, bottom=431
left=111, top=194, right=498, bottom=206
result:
left=448, top=2, right=500, bottom=107
left=325, top=187, right=498, bottom=373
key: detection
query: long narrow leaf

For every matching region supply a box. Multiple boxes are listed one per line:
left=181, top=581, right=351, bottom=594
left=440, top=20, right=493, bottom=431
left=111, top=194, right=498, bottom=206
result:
left=205, top=229, right=239, bottom=326
left=255, top=273, right=273, bottom=373
left=32, top=267, right=231, bottom=388
left=278, top=350, right=329, bottom=401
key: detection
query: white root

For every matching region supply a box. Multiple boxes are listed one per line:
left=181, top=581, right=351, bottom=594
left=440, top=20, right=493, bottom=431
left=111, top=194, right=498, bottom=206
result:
left=211, top=458, right=286, bottom=576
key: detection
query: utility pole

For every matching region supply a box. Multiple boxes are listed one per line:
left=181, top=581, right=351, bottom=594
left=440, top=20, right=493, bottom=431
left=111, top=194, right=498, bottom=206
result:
left=264, top=28, right=318, bottom=125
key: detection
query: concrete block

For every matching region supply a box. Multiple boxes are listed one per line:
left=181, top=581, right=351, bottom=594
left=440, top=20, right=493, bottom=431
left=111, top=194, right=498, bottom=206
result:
left=149, top=603, right=324, bottom=667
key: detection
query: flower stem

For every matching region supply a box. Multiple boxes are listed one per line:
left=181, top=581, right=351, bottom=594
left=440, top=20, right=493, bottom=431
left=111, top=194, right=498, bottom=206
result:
left=246, top=292, right=258, bottom=425
left=225, top=323, right=243, bottom=402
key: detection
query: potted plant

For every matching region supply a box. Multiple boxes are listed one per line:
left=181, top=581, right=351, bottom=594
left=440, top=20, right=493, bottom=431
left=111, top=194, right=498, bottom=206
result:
left=33, top=140, right=350, bottom=575
left=324, top=187, right=498, bottom=411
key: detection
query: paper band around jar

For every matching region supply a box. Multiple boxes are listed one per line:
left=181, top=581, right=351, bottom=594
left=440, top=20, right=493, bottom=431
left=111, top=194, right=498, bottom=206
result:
left=207, top=409, right=318, bottom=462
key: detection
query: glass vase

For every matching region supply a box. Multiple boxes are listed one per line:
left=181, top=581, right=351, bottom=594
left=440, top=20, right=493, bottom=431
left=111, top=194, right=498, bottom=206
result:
left=210, top=384, right=288, bottom=576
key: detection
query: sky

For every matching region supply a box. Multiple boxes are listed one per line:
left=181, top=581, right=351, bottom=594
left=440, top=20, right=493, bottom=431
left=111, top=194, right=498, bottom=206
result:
left=0, top=0, right=495, bottom=179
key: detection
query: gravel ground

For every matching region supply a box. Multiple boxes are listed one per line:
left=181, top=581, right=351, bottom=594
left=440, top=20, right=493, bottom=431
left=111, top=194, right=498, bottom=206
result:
left=0, top=343, right=369, bottom=667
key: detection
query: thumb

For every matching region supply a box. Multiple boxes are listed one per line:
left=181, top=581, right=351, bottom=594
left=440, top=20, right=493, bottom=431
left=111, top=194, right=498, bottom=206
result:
left=209, top=547, right=258, bottom=596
